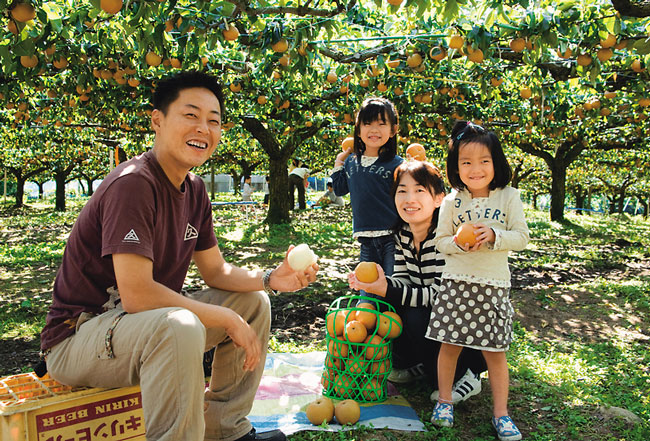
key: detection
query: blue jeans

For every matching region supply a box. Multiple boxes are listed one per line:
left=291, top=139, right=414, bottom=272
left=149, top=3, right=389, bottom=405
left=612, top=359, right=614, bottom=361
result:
left=357, top=235, right=395, bottom=276
left=356, top=235, right=395, bottom=310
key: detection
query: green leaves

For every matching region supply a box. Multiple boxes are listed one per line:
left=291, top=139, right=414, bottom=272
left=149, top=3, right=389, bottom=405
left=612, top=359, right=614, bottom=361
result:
left=602, top=15, right=619, bottom=36
left=10, top=37, right=35, bottom=57
left=442, top=0, right=460, bottom=22
left=632, top=39, right=650, bottom=55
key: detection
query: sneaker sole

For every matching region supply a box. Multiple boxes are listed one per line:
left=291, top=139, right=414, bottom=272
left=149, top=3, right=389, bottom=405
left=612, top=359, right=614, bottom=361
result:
left=492, top=420, right=522, bottom=441
left=387, top=375, right=413, bottom=384
left=495, top=432, right=522, bottom=441
left=492, top=426, right=522, bottom=441
left=388, top=374, right=425, bottom=384
left=431, top=418, right=453, bottom=428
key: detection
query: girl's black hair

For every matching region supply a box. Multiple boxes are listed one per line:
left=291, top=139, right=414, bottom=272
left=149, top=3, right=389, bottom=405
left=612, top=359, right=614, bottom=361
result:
left=446, top=121, right=512, bottom=191
left=353, top=97, right=398, bottom=162
left=391, top=161, right=446, bottom=237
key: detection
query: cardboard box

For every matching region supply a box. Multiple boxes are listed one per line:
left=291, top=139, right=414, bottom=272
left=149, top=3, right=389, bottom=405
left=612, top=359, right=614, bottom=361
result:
left=1, top=372, right=145, bottom=441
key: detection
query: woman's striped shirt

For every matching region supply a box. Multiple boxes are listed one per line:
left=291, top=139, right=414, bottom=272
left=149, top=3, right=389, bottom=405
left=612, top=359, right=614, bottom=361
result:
left=385, top=224, right=445, bottom=308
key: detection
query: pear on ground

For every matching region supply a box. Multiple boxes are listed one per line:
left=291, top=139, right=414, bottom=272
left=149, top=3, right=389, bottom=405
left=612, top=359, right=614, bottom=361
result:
left=306, top=396, right=334, bottom=425
left=335, top=399, right=361, bottom=425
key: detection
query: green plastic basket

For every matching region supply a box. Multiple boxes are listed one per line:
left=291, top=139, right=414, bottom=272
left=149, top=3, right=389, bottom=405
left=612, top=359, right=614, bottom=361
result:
left=321, top=295, right=403, bottom=403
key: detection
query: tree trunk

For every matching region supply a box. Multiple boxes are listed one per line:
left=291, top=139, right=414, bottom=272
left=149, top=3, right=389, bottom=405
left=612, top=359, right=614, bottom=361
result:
left=38, top=182, right=45, bottom=199
left=575, top=193, right=585, bottom=215
left=607, top=196, right=616, bottom=214
left=640, top=198, right=649, bottom=219
left=549, top=162, right=567, bottom=222
left=519, top=139, right=586, bottom=223
left=231, top=171, right=242, bottom=195
left=13, top=175, right=26, bottom=208
left=117, top=146, right=128, bottom=164
left=8, top=167, right=42, bottom=208
left=241, top=115, right=325, bottom=225
left=617, top=191, right=626, bottom=214
left=574, top=187, right=586, bottom=215
left=78, top=179, right=86, bottom=196
left=511, top=163, right=521, bottom=189
left=266, top=156, right=291, bottom=224
left=86, top=178, right=94, bottom=196
left=54, top=171, right=67, bottom=211
left=532, top=193, right=538, bottom=210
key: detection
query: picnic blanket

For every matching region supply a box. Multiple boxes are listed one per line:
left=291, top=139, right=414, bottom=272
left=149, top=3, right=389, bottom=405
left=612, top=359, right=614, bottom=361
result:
left=249, top=352, right=425, bottom=435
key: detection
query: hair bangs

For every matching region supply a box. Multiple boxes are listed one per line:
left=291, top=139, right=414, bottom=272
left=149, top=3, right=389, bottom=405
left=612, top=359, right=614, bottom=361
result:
left=358, top=101, right=390, bottom=125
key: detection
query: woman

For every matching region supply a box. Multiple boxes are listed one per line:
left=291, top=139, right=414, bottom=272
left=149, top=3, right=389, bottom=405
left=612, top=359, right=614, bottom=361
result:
left=348, top=160, right=487, bottom=402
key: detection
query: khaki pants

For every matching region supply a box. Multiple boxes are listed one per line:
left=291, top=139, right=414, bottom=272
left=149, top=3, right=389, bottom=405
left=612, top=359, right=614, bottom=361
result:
left=47, top=288, right=271, bottom=441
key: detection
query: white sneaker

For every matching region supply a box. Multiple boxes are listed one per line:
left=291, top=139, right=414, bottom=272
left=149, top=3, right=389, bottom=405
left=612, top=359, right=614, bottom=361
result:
left=430, top=369, right=482, bottom=404
left=387, top=363, right=426, bottom=384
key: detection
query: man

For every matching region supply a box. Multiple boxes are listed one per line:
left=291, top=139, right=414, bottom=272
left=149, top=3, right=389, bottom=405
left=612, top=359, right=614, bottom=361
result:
left=318, top=181, right=345, bottom=207
left=39, top=71, right=318, bottom=441
left=288, top=159, right=310, bottom=210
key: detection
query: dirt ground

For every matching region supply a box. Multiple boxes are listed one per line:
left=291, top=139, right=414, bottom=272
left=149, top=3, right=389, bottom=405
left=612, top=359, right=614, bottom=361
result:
left=4, top=256, right=647, bottom=378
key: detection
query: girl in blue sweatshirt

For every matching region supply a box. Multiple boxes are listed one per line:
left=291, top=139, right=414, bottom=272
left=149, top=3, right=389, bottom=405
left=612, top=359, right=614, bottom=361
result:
left=332, top=97, right=409, bottom=382
left=331, top=97, right=403, bottom=279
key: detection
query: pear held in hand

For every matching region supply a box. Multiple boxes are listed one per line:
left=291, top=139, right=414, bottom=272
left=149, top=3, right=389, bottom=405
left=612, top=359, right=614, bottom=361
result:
left=287, top=244, right=318, bottom=271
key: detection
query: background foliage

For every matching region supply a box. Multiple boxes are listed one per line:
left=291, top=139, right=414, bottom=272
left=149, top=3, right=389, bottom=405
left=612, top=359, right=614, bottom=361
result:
left=1, top=0, right=650, bottom=223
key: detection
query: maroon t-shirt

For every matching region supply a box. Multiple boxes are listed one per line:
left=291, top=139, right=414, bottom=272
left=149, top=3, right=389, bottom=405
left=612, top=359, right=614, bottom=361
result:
left=40, top=150, right=218, bottom=351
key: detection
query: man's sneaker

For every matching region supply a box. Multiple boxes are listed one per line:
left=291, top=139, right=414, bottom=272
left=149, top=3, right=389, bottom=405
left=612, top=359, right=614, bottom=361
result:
left=430, top=402, right=454, bottom=427
left=387, top=363, right=426, bottom=384
left=430, top=369, right=482, bottom=404
left=235, top=428, right=286, bottom=441
left=492, top=415, right=522, bottom=441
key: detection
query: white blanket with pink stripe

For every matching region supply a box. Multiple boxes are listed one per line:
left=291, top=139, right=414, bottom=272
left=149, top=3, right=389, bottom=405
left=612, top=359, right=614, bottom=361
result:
left=249, top=352, right=425, bottom=435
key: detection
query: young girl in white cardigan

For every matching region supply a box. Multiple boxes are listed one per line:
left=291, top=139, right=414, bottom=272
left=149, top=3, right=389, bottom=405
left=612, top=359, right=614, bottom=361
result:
left=429, top=121, right=529, bottom=441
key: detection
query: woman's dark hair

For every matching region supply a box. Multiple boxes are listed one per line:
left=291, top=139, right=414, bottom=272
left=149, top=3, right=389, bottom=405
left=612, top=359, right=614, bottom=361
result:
left=153, top=71, right=224, bottom=120
left=391, top=161, right=446, bottom=236
left=446, top=121, right=512, bottom=191
left=353, top=97, right=398, bottom=162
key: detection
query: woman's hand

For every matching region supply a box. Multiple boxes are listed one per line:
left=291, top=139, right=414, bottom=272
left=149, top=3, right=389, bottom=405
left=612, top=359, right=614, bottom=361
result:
left=348, top=263, right=388, bottom=297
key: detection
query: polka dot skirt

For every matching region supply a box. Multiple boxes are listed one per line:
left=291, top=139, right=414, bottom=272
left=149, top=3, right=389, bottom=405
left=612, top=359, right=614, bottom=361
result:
left=425, top=279, right=514, bottom=351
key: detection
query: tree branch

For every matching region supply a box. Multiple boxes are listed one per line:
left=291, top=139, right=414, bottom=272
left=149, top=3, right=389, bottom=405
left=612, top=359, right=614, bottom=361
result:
left=241, top=115, right=283, bottom=159
left=290, top=120, right=331, bottom=146
left=227, top=0, right=354, bottom=17
left=591, top=137, right=642, bottom=151
left=610, top=0, right=650, bottom=17
left=318, top=43, right=397, bottom=64
left=518, top=141, right=555, bottom=167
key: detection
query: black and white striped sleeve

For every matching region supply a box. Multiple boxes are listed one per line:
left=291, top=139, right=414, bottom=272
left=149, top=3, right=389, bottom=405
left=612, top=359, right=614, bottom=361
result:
left=386, top=230, right=444, bottom=308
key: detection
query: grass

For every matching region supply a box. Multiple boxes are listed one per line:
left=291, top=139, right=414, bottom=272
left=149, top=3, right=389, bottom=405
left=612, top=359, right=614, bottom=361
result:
left=1, top=194, right=649, bottom=440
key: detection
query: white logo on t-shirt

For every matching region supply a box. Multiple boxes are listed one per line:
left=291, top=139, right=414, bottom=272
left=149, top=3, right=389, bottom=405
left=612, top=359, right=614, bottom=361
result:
left=184, top=223, right=198, bottom=241
left=123, top=229, right=140, bottom=243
